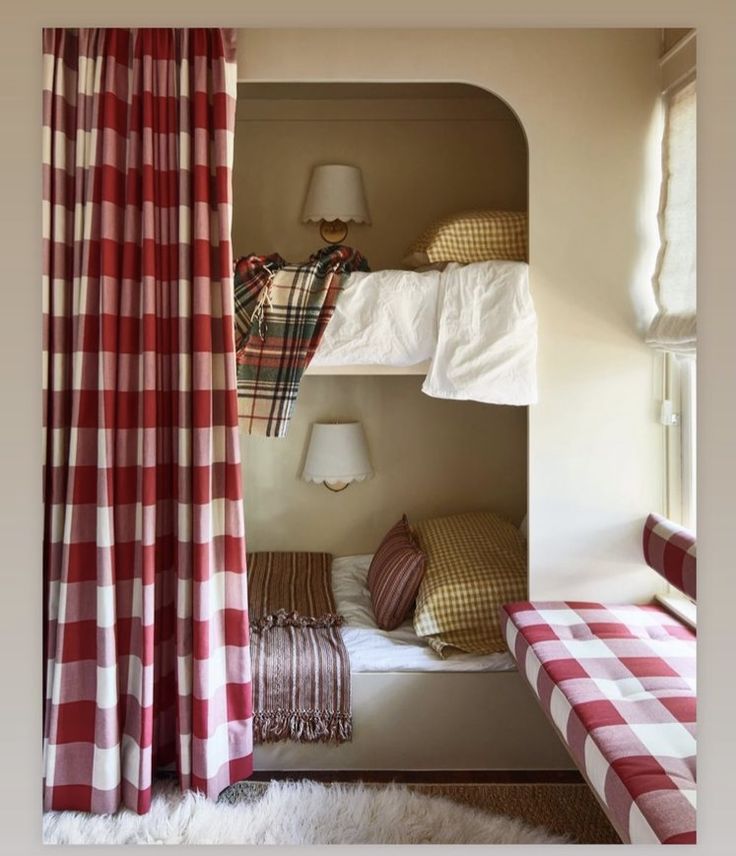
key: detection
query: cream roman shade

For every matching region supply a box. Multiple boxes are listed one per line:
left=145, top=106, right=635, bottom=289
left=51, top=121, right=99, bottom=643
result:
left=647, top=80, right=696, bottom=354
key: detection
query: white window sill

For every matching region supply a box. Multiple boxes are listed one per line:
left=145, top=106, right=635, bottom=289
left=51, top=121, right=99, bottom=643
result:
left=655, top=592, right=696, bottom=629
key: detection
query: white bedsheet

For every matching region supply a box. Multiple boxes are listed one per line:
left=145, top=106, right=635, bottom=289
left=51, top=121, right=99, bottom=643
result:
left=422, top=261, right=537, bottom=405
left=310, top=268, right=440, bottom=367
left=332, top=554, right=515, bottom=673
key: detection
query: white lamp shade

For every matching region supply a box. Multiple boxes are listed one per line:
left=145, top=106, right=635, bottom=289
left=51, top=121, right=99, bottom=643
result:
left=302, top=422, right=373, bottom=486
left=301, top=164, right=371, bottom=224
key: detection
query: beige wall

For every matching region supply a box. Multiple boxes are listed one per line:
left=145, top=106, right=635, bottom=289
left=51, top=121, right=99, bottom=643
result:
left=236, top=28, right=666, bottom=602
left=232, top=86, right=527, bottom=270
left=241, top=376, right=527, bottom=554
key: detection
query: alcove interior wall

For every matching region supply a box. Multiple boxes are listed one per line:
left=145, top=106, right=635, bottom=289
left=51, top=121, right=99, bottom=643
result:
left=232, top=82, right=529, bottom=555
left=232, top=82, right=527, bottom=269
left=241, top=376, right=528, bottom=555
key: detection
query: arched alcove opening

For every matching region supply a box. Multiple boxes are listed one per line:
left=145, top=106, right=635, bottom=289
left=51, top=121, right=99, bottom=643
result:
left=233, top=81, right=531, bottom=564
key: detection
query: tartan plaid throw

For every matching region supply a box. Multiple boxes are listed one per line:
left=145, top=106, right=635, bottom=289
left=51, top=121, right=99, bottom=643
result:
left=234, top=245, right=369, bottom=437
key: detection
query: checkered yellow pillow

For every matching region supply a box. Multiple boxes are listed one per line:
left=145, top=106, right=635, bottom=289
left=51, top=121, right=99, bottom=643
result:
left=403, top=210, right=528, bottom=268
left=412, top=511, right=527, bottom=656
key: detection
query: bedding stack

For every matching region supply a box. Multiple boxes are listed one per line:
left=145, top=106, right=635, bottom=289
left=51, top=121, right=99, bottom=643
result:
left=245, top=507, right=527, bottom=761
left=234, top=209, right=536, bottom=429
left=332, top=552, right=516, bottom=672
left=247, top=552, right=352, bottom=744
left=311, top=259, right=537, bottom=405
left=311, top=209, right=537, bottom=405
left=363, top=509, right=528, bottom=659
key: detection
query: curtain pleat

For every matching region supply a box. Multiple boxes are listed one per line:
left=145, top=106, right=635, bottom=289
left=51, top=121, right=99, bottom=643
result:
left=42, top=27, right=252, bottom=815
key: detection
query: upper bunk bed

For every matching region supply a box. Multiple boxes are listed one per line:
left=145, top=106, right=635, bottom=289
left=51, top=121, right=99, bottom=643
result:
left=232, top=82, right=531, bottom=433
left=234, top=212, right=535, bottom=436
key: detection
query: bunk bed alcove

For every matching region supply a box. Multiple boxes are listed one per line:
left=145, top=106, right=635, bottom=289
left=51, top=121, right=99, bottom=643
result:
left=232, top=81, right=573, bottom=773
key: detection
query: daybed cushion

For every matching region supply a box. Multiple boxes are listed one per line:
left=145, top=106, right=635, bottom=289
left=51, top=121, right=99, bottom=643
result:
left=643, top=513, right=696, bottom=600
left=367, top=516, right=427, bottom=631
left=412, top=511, right=527, bottom=656
left=501, top=601, right=696, bottom=845
left=403, top=209, right=528, bottom=268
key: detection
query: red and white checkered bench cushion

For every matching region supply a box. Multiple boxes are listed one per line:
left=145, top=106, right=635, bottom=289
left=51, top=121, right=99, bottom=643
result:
left=501, top=601, right=696, bottom=844
left=643, top=513, right=697, bottom=600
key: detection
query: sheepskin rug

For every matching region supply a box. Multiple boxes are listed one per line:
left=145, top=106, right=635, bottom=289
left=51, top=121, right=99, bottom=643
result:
left=43, top=780, right=567, bottom=845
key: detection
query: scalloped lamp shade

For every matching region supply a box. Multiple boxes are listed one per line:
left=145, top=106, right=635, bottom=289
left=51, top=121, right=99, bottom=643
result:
left=301, top=164, right=371, bottom=224
left=302, top=422, right=373, bottom=489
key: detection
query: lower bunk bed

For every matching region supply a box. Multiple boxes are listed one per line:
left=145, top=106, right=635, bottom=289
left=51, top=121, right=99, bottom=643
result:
left=249, top=553, right=572, bottom=773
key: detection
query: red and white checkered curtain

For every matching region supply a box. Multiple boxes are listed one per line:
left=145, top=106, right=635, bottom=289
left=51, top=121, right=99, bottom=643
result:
left=42, top=28, right=252, bottom=814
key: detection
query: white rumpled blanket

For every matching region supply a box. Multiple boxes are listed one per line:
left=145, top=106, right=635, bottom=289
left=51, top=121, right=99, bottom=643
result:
left=311, top=260, right=537, bottom=406
left=422, top=261, right=537, bottom=405
left=310, top=267, right=440, bottom=367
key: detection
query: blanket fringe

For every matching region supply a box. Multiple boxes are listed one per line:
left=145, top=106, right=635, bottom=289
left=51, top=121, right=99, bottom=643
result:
left=253, top=710, right=353, bottom=744
left=250, top=609, right=345, bottom=632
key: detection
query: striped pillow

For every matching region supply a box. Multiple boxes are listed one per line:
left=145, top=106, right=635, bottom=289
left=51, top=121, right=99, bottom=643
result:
left=643, top=513, right=696, bottom=600
left=367, top=516, right=427, bottom=631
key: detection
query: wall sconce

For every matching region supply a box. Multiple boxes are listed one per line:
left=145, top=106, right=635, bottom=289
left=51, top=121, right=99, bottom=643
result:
left=301, top=164, right=371, bottom=244
left=302, top=421, right=373, bottom=492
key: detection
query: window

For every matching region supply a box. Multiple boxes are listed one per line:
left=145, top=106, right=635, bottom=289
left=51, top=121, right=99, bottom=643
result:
left=679, top=356, right=696, bottom=529
left=663, top=353, right=696, bottom=530
left=650, top=78, right=696, bottom=531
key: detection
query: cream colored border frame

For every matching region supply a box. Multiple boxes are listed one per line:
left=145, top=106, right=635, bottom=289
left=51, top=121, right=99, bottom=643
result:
left=1, top=3, right=734, bottom=855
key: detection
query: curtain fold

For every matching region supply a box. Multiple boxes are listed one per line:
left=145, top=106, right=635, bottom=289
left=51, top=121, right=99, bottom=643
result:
left=42, top=27, right=252, bottom=815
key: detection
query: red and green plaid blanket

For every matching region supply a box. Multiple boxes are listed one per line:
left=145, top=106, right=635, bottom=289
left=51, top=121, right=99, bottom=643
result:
left=234, top=246, right=369, bottom=437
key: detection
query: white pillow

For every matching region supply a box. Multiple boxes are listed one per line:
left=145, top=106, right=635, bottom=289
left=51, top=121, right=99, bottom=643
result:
left=331, top=554, right=377, bottom=628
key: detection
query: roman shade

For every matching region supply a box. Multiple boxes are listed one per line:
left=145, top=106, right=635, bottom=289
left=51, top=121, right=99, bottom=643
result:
left=647, top=80, right=696, bottom=354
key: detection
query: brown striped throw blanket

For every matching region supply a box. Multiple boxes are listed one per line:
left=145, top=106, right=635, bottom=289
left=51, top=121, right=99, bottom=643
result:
left=247, top=552, right=352, bottom=743
left=234, top=245, right=369, bottom=438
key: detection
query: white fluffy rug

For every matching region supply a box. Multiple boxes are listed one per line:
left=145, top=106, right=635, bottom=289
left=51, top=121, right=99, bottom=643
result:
left=43, top=780, right=567, bottom=845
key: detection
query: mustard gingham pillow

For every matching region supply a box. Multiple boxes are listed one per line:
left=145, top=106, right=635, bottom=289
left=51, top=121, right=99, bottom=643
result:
left=403, top=210, right=528, bottom=268
left=412, top=511, right=527, bottom=656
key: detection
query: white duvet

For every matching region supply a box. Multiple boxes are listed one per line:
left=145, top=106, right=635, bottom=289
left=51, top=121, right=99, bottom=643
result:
left=422, top=261, right=537, bottom=405
left=311, top=261, right=537, bottom=406
left=310, top=268, right=440, bottom=367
